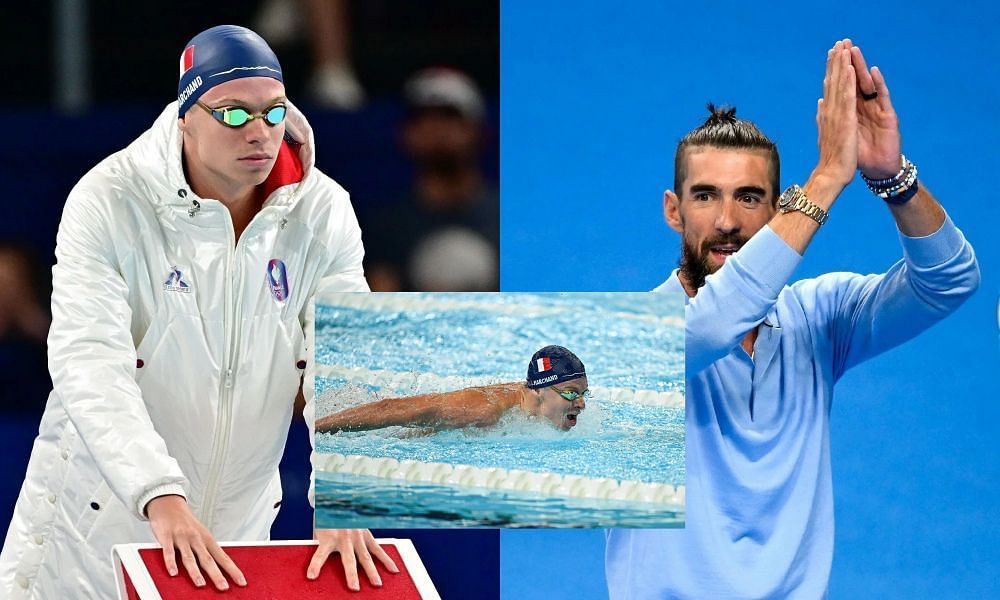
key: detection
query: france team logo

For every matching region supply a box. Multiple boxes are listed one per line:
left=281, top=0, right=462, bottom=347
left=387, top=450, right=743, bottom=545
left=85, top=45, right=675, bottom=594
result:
left=267, top=259, right=290, bottom=304
left=179, top=45, right=195, bottom=77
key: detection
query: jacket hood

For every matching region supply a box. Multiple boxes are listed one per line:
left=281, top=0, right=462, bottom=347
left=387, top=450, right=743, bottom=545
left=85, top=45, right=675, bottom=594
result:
left=132, top=100, right=317, bottom=210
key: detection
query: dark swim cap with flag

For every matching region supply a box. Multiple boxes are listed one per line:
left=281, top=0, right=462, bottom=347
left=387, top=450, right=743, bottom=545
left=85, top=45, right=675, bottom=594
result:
left=177, top=25, right=283, bottom=116
left=526, top=345, right=587, bottom=389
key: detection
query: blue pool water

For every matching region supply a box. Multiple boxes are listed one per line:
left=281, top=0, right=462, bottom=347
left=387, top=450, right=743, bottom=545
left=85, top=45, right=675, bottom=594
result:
left=316, top=381, right=684, bottom=484
left=314, top=293, right=685, bottom=394
left=312, top=292, right=685, bottom=527
left=315, top=472, right=684, bottom=528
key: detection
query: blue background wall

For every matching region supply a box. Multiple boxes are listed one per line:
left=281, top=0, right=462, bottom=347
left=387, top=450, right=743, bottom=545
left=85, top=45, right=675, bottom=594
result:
left=501, top=1, right=998, bottom=598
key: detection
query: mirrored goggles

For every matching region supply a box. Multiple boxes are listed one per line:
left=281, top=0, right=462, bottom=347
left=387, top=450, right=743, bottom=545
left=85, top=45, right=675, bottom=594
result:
left=196, top=100, right=287, bottom=128
left=549, top=385, right=592, bottom=402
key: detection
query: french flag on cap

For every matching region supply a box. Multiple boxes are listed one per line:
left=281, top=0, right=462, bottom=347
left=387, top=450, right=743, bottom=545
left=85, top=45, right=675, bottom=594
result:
left=536, top=357, right=552, bottom=372
left=179, top=46, right=195, bottom=77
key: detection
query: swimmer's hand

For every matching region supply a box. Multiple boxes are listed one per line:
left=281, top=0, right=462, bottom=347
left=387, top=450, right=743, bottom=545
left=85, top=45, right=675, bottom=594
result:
left=307, top=528, right=400, bottom=590
left=146, top=494, right=247, bottom=591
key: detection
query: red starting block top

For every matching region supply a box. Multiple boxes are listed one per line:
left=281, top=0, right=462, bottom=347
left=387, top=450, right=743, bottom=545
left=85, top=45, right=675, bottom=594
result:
left=113, top=539, right=439, bottom=599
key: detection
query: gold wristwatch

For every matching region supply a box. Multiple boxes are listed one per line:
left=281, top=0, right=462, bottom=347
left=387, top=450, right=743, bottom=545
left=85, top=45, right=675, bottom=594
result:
left=778, top=184, right=828, bottom=226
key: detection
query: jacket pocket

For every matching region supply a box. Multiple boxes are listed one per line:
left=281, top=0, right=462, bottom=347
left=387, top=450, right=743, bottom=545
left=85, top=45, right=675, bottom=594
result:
left=133, top=315, right=175, bottom=384
left=55, top=425, right=117, bottom=542
left=73, top=480, right=114, bottom=541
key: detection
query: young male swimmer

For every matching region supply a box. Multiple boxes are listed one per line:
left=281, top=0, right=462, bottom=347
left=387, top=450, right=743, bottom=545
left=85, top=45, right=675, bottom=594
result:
left=316, top=345, right=588, bottom=433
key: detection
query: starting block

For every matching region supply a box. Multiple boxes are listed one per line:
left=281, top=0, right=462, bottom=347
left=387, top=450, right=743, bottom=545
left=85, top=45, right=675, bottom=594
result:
left=112, top=539, right=439, bottom=599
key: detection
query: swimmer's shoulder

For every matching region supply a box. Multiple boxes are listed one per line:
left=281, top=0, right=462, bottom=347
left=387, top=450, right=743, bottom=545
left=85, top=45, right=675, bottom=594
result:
left=473, top=382, right=525, bottom=392
left=469, top=382, right=526, bottom=410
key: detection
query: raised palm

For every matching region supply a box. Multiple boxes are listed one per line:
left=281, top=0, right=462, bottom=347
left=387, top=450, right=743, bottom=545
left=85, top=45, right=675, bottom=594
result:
left=844, top=41, right=901, bottom=180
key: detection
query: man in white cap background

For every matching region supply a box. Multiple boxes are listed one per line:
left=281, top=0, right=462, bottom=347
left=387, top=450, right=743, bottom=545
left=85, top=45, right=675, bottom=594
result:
left=0, top=25, right=396, bottom=598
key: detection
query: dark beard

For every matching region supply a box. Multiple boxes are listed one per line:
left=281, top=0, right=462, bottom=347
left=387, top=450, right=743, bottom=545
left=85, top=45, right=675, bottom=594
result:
left=413, top=152, right=472, bottom=178
left=678, top=232, right=749, bottom=291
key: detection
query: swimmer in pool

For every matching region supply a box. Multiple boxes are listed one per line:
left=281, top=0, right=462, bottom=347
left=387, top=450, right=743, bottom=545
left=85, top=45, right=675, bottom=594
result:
left=315, top=345, right=588, bottom=433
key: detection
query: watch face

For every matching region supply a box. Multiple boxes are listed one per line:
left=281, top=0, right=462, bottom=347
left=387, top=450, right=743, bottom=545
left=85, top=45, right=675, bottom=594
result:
left=778, top=188, right=796, bottom=209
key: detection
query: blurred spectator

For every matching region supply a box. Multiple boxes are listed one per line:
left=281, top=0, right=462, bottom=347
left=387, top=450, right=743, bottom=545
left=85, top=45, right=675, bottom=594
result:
left=256, top=0, right=366, bottom=110
left=364, top=68, right=498, bottom=291
left=0, top=244, right=51, bottom=409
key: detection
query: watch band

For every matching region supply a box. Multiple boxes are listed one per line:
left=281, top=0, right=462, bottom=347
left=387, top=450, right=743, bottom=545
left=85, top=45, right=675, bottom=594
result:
left=779, top=184, right=828, bottom=226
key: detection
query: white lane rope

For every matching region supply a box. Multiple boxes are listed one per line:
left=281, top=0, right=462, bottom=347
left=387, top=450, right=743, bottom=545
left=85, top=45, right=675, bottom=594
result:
left=314, top=452, right=685, bottom=508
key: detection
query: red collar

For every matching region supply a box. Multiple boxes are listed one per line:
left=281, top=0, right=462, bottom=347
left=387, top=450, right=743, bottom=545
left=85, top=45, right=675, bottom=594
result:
left=258, top=140, right=304, bottom=203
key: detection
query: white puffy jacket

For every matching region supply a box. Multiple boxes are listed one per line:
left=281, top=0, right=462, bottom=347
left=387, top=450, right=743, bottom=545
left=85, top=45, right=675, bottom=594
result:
left=0, top=102, right=367, bottom=598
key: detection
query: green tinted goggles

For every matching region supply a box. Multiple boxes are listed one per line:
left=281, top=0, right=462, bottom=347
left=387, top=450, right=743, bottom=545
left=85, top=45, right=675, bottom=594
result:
left=549, top=385, right=592, bottom=402
left=196, top=100, right=287, bottom=128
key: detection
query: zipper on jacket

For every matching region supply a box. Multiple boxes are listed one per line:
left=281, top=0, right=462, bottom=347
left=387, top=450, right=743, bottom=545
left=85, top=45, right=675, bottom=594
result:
left=201, top=209, right=244, bottom=530
left=199, top=204, right=283, bottom=528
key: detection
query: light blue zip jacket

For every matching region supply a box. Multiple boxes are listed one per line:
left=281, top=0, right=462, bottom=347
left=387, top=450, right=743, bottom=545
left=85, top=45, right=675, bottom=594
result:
left=607, top=216, right=979, bottom=599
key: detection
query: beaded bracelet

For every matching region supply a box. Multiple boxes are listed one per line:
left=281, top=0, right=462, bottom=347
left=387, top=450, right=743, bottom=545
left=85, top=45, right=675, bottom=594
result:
left=883, top=179, right=919, bottom=205
left=861, top=155, right=919, bottom=205
left=862, top=155, right=909, bottom=187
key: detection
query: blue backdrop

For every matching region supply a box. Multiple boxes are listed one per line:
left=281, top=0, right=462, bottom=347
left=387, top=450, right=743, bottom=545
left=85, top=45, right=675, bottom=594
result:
left=501, top=1, right=998, bottom=599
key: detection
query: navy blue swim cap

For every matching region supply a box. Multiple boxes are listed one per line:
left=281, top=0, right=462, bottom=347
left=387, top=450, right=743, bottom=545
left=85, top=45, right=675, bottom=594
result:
left=526, top=345, right=587, bottom=389
left=177, top=25, right=283, bottom=116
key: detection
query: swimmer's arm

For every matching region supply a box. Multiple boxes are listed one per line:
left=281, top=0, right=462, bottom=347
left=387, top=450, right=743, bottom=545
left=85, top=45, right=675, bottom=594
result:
left=315, top=396, right=442, bottom=433
left=315, top=388, right=508, bottom=433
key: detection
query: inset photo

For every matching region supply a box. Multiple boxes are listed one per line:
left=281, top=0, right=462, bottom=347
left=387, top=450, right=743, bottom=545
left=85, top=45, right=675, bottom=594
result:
left=310, top=292, right=685, bottom=528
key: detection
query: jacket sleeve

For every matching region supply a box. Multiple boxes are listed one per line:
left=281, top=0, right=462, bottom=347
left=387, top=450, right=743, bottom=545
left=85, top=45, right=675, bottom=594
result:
left=315, top=184, right=369, bottom=293
left=807, top=214, right=979, bottom=379
left=48, top=189, right=188, bottom=520
left=300, top=187, right=370, bottom=509
left=684, top=225, right=803, bottom=374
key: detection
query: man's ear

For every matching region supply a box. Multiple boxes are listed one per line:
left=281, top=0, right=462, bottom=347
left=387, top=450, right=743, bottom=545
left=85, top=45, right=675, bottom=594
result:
left=664, top=189, right=683, bottom=234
